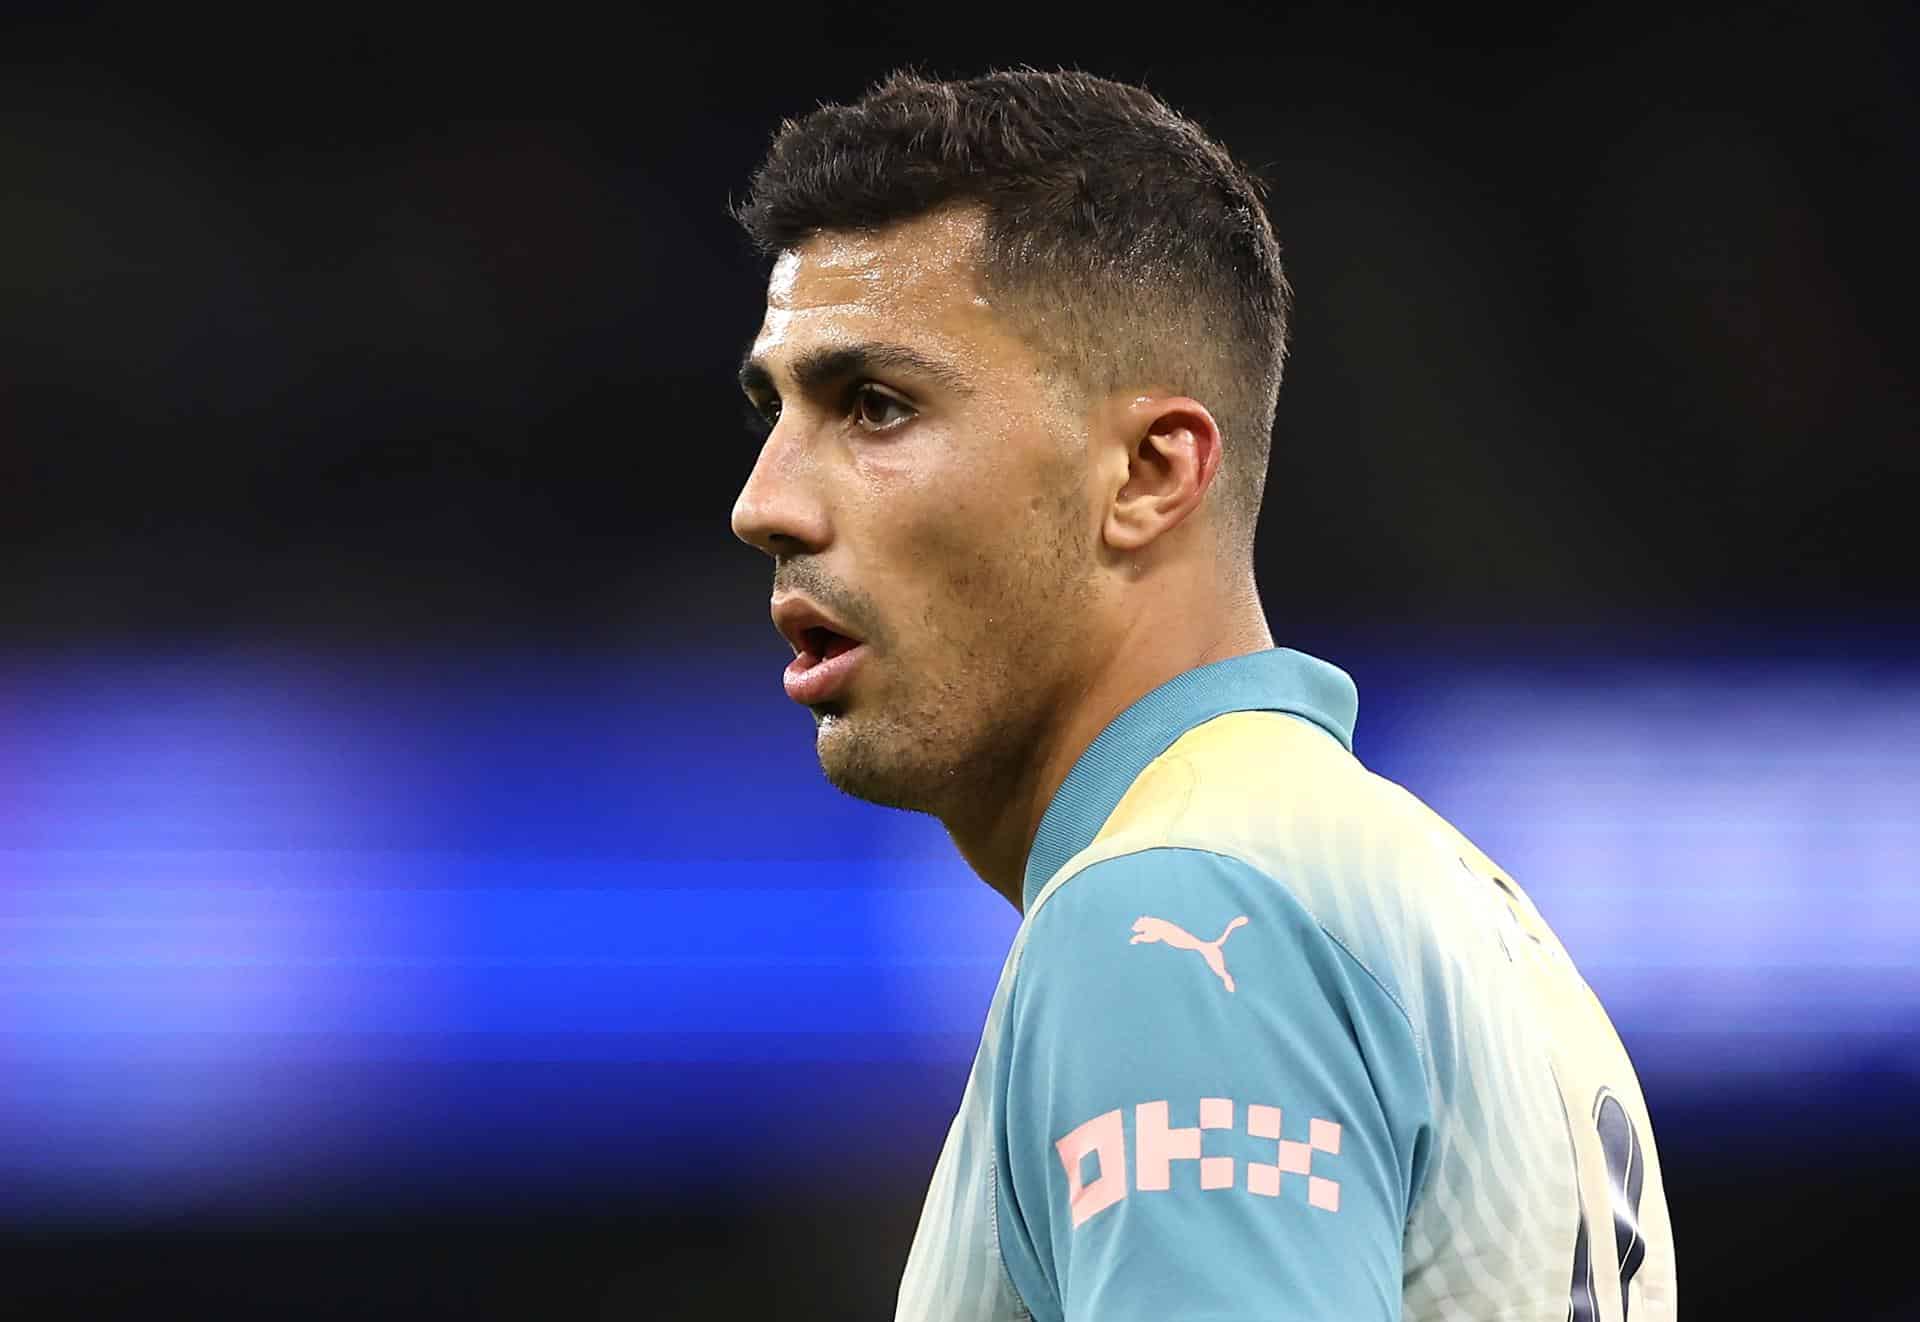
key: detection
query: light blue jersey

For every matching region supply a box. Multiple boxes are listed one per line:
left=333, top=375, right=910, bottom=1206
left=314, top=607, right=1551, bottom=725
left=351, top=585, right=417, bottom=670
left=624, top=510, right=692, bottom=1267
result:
left=896, top=648, right=1676, bottom=1322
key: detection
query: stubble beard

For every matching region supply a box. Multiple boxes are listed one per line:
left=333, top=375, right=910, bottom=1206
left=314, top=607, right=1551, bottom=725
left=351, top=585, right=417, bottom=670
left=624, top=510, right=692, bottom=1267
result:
left=812, top=493, right=1094, bottom=824
left=811, top=629, right=1065, bottom=822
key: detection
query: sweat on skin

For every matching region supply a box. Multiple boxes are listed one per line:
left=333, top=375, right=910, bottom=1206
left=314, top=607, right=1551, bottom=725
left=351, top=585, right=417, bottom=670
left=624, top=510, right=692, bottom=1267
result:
left=732, top=206, right=1276, bottom=909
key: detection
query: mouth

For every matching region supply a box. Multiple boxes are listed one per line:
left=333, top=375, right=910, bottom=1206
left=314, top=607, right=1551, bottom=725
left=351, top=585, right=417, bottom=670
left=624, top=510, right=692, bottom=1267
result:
left=799, top=625, right=860, bottom=663
left=770, top=593, right=869, bottom=706
left=783, top=627, right=869, bottom=706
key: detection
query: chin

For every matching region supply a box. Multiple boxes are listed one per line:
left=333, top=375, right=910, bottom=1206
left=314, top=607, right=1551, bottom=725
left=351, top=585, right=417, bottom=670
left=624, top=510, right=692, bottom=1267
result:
left=814, top=710, right=933, bottom=813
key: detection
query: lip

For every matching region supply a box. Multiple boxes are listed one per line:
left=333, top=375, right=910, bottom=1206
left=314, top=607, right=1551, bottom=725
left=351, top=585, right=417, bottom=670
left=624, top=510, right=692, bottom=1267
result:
left=782, top=638, right=868, bottom=706
left=770, top=594, right=864, bottom=658
left=769, top=593, right=869, bottom=707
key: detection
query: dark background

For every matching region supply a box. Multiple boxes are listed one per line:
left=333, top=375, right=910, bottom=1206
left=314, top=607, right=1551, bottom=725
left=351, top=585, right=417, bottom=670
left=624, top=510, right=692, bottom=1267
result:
left=2, top=2, right=1915, bottom=1318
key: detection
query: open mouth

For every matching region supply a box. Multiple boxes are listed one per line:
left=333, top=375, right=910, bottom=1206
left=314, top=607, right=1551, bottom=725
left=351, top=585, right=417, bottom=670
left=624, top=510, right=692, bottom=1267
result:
left=783, top=622, right=869, bottom=706
left=802, top=626, right=861, bottom=663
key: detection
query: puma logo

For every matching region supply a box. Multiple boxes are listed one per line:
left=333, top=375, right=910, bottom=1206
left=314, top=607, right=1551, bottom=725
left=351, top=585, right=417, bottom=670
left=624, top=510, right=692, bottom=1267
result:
left=1129, top=915, right=1250, bottom=992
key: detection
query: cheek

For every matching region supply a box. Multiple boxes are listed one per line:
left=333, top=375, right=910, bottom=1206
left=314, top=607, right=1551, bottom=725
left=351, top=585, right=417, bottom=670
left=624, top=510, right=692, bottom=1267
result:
left=929, top=508, right=1075, bottom=638
left=854, top=449, right=998, bottom=559
left=849, top=434, right=973, bottom=503
left=876, top=514, right=1016, bottom=648
left=857, top=425, right=1085, bottom=644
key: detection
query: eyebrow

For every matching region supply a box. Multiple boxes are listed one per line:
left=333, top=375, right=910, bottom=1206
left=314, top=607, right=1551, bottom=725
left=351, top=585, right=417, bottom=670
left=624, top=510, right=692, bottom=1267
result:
left=737, top=341, right=976, bottom=401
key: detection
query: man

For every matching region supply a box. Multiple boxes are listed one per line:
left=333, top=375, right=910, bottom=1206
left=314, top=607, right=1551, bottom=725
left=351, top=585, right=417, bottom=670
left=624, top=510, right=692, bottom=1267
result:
left=729, top=68, right=1676, bottom=1322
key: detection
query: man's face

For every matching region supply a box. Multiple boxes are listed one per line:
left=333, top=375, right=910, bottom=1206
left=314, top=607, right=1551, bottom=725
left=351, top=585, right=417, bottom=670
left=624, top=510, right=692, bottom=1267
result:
left=732, top=208, right=1101, bottom=817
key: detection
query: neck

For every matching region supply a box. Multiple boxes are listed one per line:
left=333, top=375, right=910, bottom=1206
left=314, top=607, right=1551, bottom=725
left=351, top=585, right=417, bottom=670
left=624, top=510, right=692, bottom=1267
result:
left=941, top=594, right=1274, bottom=910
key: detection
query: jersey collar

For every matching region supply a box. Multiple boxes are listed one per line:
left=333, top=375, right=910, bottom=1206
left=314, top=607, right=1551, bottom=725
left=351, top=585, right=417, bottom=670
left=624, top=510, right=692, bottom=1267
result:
left=1020, top=647, right=1358, bottom=911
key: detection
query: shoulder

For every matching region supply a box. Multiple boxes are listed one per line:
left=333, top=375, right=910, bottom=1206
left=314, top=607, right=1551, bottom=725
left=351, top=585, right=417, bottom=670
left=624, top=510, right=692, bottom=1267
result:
left=1015, top=844, right=1423, bottom=1078
left=1043, top=710, right=1491, bottom=1037
left=993, top=842, right=1436, bottom=1317
left=1021, top=844, right=1373, bottom=1001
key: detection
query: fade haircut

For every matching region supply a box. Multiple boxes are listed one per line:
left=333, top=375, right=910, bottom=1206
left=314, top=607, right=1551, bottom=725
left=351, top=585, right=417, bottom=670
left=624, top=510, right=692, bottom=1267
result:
left=734, top=68, right=1292, bottom=564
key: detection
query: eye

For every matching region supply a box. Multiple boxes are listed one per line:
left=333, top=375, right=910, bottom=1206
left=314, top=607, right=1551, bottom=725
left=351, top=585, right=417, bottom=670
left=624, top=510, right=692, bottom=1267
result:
left=850, top=385, right=914, bottom=432
left=743, top=394, right=780, bottom=439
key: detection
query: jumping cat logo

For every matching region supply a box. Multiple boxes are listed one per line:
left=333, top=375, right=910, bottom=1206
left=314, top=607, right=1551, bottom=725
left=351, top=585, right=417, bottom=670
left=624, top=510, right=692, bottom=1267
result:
left=1130, top=914, right=1250, bottom=992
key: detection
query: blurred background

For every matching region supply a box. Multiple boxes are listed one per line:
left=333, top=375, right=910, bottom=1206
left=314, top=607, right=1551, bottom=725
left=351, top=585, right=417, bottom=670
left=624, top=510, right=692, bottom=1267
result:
left=2, top=2, right=1915, bottom=1317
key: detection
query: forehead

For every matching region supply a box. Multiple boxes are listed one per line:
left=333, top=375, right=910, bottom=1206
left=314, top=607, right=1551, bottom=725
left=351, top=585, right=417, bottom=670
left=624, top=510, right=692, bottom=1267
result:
left=750, top=209, right=1012, bottom=374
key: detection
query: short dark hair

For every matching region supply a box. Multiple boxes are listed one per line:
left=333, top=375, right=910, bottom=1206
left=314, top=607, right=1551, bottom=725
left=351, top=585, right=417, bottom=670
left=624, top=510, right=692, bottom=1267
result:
left=735, top=67, right=1291, bottom=562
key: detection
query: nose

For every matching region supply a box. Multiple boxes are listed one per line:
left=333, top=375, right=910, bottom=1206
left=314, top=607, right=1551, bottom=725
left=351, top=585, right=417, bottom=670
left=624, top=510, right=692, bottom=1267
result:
left=730, top=421, right=830, bottom=557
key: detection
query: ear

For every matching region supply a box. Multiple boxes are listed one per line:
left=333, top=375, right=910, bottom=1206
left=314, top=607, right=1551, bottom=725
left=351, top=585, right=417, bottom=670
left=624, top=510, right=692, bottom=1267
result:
left=1102, top=395, right=1223, bottom=553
